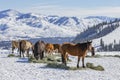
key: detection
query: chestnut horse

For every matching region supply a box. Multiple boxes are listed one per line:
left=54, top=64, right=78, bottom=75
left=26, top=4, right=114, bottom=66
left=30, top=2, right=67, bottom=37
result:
left=45, top=43, right=62, bottom=54
left=19, top=40, right=33, bottom=58
left=45, top=43, right=54, bottom=54
left=61, top=41, right=93, bottom=68
left=33, top=40, right=46, bottom=60
left=11, top=40, right=20, bottom=53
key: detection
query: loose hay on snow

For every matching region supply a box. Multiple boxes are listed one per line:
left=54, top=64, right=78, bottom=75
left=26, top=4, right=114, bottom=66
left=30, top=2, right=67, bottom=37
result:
left=46, top=63, right=69, bottom=70
left=86, top=62, right=104, bottom=71
left=114, top=55, right=120, bottom=58
left=8, top=54, right=16, bottom=57
left=46, top=63, right=87, bottom=70
left=29, top=55, right=61, bottom=63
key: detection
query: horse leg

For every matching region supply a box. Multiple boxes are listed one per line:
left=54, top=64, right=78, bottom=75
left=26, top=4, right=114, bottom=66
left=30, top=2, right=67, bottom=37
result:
left=61, top=52, right=66, bottom=66
left=41, top=51, right=44, bottom=59
left=50, top=50, right=53, bottom=55
left=66, top=54, right=69, bottom=61
left=61, top=54, right=64, bottom=64
left=27, top=49, right=29, bottom=58
left=20, top=49, right=21, bottom=57
left=82, top=57, right=85, bottom=68
left=35, top=53, right=39, bottom=60
left=77, top=56, right=80, bottom=68
left=12, top=47, right=14, bottom=54
left=19, top=41, right=22, bottom=58
left=17, top=48, right=20, bottom=54
left=40, top=51, right=44, bottom=59
left=22, top=50, right=25, bottom=58
left=64, top=53, right=67, bottom=66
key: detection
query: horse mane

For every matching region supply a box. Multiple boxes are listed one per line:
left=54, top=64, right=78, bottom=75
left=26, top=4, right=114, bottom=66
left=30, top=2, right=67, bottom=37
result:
left=77, top=41, right=92, bottom=51
left=76, top=43, right=87, bottom=51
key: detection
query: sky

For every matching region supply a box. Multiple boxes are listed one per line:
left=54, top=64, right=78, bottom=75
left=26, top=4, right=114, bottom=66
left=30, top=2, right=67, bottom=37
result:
left=0, top=0, right=120, bottom=17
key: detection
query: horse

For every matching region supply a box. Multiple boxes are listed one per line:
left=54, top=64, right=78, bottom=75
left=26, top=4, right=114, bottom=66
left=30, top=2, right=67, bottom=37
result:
left=33, top=40, right=46, bottom=60
left=53, top=44, right=61, bottom=53
left=45, top=43, right=54, bottom=54
left=61, top=41, right=93, bottom=68
left=19, top=40, right=33, bottom=58
left=11, top=40, right=19, bottom=53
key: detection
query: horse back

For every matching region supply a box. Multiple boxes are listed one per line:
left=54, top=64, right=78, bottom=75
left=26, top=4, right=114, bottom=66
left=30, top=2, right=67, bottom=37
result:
left=45, top=43, right=54, bottom=51
left=61, top=43, right=86, bottom=56
left=53, top=44, right=61, bottom=50
left=20, top=40, right=32, bottom=50
left=12, top=40, right=19, bottom=48
left=34, top=40, right=46, bottom=53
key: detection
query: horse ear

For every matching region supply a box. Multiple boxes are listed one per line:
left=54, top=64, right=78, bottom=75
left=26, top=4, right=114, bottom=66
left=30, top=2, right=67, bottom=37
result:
left=88, top=40, right=92, bottom=43
left=89, top=40, right=92, bottom=42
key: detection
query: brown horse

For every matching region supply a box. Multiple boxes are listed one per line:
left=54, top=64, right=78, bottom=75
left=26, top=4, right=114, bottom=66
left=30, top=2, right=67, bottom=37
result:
left=45, top=43, right=54, bottom=54
left=19, top=40, right=33, bottom=58
left=33, top=40, right=46, bottom=60
left=61, top=41, right=93, bottom=68
left=11, top=40, right=19, bottom=53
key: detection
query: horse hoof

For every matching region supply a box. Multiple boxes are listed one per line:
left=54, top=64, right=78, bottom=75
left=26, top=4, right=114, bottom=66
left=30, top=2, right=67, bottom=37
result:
left=77, top=65, right=79, bottom=68
left=83, top=66, right=85, bottom=68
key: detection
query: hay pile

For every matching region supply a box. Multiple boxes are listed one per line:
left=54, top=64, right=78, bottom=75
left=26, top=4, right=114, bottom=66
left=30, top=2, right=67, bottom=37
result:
left=29, top=55, right=61, bottom=64
left=86, top=62, right=104, bottom=71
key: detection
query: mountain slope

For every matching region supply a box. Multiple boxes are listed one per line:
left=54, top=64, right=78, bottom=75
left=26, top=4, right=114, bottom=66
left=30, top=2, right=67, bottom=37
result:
left=73, top=19, right=120, bottom=49
left=0, top=9, right=117, bottom=41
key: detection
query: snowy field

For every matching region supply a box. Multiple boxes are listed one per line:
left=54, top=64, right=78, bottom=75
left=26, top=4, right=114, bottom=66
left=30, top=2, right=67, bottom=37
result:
left=0, top=49, right=120, bottom=80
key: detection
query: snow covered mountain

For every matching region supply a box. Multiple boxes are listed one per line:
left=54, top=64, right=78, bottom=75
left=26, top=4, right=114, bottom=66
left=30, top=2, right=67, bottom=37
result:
left=0, top=9, right=117, bottom=41
left=73, top=18, right=120, bottom=51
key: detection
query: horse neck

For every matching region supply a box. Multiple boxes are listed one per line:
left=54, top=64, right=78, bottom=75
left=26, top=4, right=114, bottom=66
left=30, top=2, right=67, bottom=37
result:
left=77, top=43, right=88, bottom=51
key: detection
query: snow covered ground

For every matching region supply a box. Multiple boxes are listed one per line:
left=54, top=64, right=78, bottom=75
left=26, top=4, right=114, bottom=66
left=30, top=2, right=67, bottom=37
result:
left=0, top=49, right=120, bottom=80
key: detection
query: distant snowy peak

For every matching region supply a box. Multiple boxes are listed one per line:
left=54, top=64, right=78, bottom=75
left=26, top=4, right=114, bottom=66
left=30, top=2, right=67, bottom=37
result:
left=0, top=9, right=116, bottom=27
left=47, top=16, right=79, bottom=26
left=85, top=16, right=116, bottom=22
left=0, top=9, right=21, bottom=18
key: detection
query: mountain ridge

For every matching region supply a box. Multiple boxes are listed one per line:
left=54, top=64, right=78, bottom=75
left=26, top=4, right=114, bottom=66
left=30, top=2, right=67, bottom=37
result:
left=0, top=9, right=117, bottom=42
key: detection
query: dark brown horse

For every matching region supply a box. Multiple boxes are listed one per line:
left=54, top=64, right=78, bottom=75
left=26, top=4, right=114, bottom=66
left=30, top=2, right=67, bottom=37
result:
left=53, top=44, right=61, bottom=53
left=11, top=40, right=19, bottom=53
left=19, top=40, right=33, bottom=58
left=33, top=40, right=46, bottom=60
left=61, top=41, right=93, bottom=68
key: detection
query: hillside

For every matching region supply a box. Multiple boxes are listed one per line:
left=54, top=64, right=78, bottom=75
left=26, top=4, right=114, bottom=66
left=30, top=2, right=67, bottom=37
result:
left=0, top=9, right=116, bottom=41
left=73, top=19, right=120, bottom=50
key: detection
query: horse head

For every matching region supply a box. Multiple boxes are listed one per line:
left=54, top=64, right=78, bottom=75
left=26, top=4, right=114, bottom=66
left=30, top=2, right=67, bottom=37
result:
left=87, top=40, right=93, bottom=51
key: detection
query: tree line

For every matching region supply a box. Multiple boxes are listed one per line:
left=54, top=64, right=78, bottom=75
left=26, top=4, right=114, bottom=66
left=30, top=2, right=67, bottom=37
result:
left=100, top=39, right=120, bottom=51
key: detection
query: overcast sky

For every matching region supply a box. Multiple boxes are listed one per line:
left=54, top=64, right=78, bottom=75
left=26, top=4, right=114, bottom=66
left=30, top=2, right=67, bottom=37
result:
left=0, top=0, right=120, bottom=17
